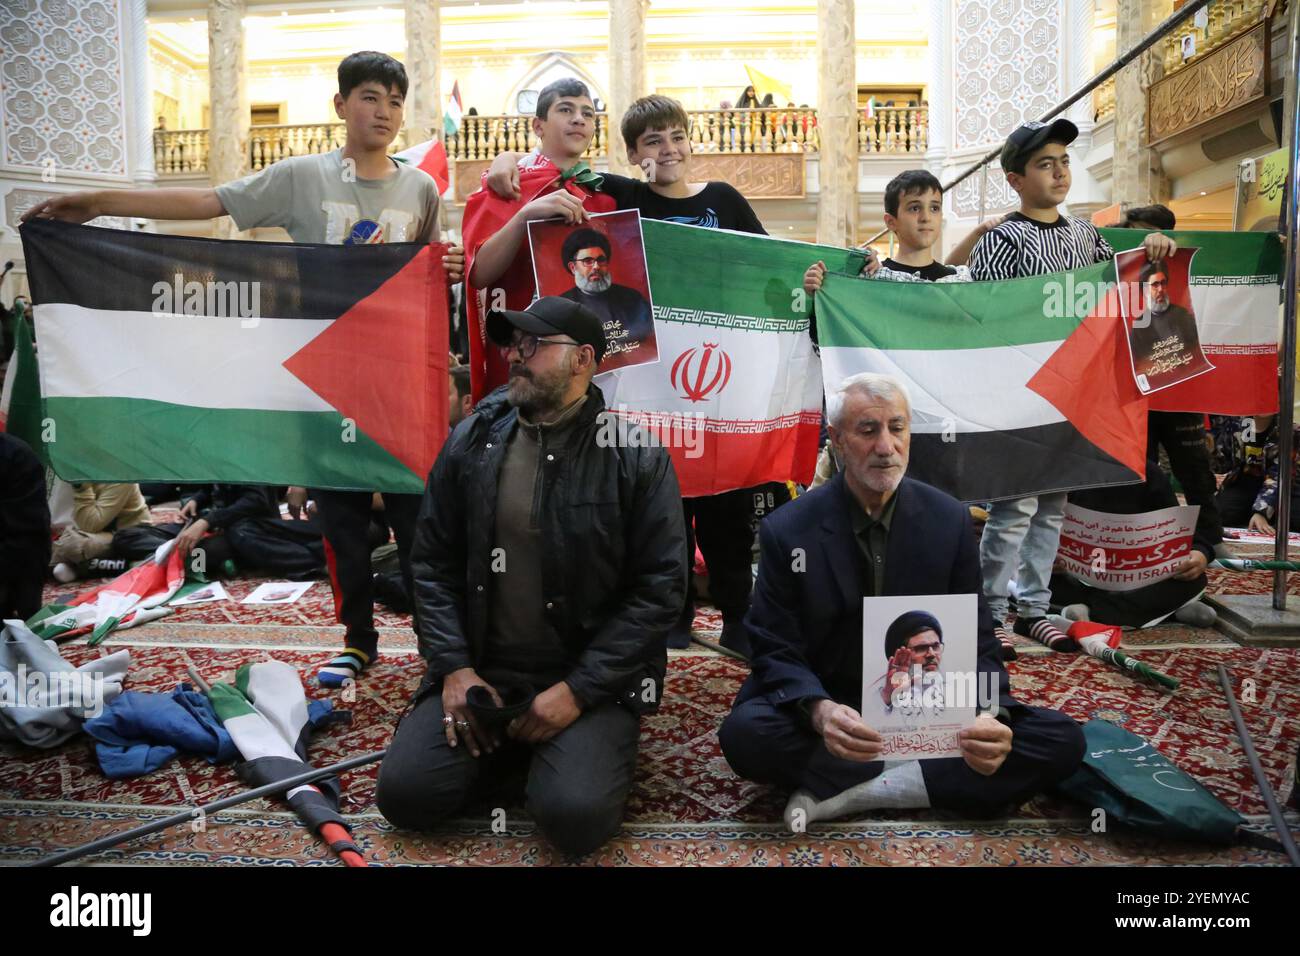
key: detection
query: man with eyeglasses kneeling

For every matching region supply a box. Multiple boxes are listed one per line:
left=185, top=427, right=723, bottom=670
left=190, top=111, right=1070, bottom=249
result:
left=377, top=296, right=687, bottom=857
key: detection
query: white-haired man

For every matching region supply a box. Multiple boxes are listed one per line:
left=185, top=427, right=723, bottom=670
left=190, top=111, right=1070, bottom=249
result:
left=718, top=373, right=1084, bottom=824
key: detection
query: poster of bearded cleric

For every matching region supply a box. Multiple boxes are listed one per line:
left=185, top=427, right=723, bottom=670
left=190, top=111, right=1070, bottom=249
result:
left=861, top=594, right=981, bottom=760
left=527, top=209, right=658, bottom=373
left=1116, top=246, right=1214, bottom=395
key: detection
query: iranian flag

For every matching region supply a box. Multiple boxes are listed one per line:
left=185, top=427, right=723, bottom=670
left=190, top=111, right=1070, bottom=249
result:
left=27, top=540, right=185, bottom=645
left=18, top=219, right=449, bottom=494
left=817, top=259, right=1148, bottom=503
left=595, top=220, right=862, bottom=497
left=1100, top=228, right=1282, bottom=415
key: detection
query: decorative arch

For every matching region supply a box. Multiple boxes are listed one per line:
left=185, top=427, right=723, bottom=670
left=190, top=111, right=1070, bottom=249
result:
left=504, top=52, right=607, bottom=114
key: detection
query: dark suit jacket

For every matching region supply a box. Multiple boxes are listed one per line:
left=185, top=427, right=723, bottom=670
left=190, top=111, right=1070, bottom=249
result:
left=735, top=472, right=1011, bottom=712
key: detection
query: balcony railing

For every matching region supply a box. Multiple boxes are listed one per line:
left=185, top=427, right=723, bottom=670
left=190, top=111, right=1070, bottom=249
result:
left=859, top=106, right=927, bottom=154
left=154, top=128, right=210, bottom=175
left=154, top=124, right=411, bottom=176
left=1159, top=0, right=1268, bottom=73
left=155, top=105, right=929, bottom=176
left=445, top=112, right=608, bottom=161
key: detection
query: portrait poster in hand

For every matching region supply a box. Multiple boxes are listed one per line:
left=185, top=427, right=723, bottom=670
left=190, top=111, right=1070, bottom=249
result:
left=1116, top=246, right=1214, bottom=395
left=861, top=593, right=980, bottom=760
left=1056, top=502, right=1199, bottom=591
left=527, top=208, right=658, bottom=373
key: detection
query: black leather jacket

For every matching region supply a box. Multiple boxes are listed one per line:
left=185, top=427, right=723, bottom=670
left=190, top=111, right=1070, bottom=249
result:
left=409, top=382, right=687, bottom=714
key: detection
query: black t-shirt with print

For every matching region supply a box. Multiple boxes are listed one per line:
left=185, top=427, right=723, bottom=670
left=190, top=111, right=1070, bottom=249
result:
left=880, top=258, right=958, bottom=281
left=598, top=174, right=767, bottom=235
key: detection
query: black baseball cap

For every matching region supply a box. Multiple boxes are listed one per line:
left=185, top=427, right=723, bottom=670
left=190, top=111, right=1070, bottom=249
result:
left=999, top=118, right=1078, bottom=173
left=487, top=295, right=607, bottom=362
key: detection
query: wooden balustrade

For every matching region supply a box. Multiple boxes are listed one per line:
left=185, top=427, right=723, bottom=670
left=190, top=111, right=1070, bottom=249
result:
left=153, top=128, right=210, bottom=175
left=444, top=113, right=607, bottom=161
left=856, top=106, right=928, bottom=154
left=1161, top=0, right=1267, bottom=72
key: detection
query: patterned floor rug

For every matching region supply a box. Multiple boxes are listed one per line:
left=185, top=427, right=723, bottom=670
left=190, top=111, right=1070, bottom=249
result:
left=2, top=636, right=1295, bottom=866
left=7, top=513, right=1297, bottom=866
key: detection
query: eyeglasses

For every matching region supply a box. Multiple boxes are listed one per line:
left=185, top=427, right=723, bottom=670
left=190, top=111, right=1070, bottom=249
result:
left=499, top=333, right=580, bottom=361
left=907, top=641, right=942, bottom=654
left=574, top=255, right=609, bottom=267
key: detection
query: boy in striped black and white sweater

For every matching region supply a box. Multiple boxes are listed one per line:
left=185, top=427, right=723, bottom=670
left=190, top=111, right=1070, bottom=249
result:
left=967, top=118, right=1175, bottom=659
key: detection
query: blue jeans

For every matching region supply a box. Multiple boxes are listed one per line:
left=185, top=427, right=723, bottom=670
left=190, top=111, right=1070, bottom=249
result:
left=979, top=492, right=1067, bottom=622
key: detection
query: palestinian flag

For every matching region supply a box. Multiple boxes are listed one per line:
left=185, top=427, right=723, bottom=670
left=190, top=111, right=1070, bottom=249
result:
left=0, top=310, right=44, bottom=462
left=444, top=80, right=464, bottom=139
left=462, top=153, right=616, bottom=400
left=1101, top=228, right=1283, bottom=415
left=27, top=540, right=185, bottom=645
left=817, top=259, right=1147, bottom=503
left=18, top=219, right=449, bottom=494
left=206, top=660, right=363, bottom=866
left=595, top=221, right=862, bottom=497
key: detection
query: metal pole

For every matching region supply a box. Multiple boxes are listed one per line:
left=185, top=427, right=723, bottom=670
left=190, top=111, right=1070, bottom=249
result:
left=860, top=0, right=1214, bottom=247
left=978, top=165, right=988, bottom=223
left=1274, top=0, right=1300, bottom=610
left=28, top=748, right=389, bottom=867
left=1217, top=666, right=1300, bottom=865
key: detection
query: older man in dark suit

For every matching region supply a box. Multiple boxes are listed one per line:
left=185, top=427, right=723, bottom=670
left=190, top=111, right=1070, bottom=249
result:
left=718, top=373, right=1084, bottom=826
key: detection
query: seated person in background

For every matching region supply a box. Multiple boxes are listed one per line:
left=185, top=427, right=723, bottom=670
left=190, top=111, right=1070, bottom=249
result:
left=1050, top=459, right=1219, bottom=629
left=51, top=482, right=152, bottom=580
left=1, top=433, right=51, bottom=620
left=718, top=373, right=1084, bottom=826
left=168, top=485, right=326, bottom=581
left=1214, top=415, right=1300, bottom=536
left=377, top=297, right=686, bottom=857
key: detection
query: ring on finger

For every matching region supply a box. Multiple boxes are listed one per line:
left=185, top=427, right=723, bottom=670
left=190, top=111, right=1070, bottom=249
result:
left=455, top=719, right=471, bottom=731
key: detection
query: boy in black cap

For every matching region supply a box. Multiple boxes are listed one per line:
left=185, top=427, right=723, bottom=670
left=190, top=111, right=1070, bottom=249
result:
left=968, top=118, right=1175, bottom=659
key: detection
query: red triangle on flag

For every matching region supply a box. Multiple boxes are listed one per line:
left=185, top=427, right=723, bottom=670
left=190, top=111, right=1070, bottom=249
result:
left=283, top=244, right=449, bottom=479
left=1027, top=285, right=1149, bottom=478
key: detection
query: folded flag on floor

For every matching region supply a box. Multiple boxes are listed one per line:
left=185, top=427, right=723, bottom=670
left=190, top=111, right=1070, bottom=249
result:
left=16, top=219, right=450, bottom=494
left=205, top=660, right=361, bottom=866
left=26, top=540, right=185, bottom=646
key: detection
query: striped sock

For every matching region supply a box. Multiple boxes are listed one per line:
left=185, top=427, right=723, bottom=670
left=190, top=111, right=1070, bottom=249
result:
left=995, top=623, right=1018, bottom=661
left=1014, top=616, right=1079, bottom=652
left=317, top=647, right=371, bottom=688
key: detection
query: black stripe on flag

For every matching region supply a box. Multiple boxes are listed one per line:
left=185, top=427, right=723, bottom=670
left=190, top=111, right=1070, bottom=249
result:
left=19, top=219, right=426, bottom=322
left=908, top=424, right=1142, bottom=503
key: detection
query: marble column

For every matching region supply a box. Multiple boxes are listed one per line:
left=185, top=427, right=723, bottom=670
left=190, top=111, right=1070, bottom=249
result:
left=125, top=0, right=157, bottom=190
left=1111, top=0, right=1170, bottom=207
left=926, top=0, right=952, bottom=255
left=816, top=0, right=857, bottom=246
left=208, top=0, right=249, bottom=239
left=404, top=0, right=443, bottom=148
left=1067, top=0, right=1094, bottom=151
left=607, top=0, right=649, bottom=175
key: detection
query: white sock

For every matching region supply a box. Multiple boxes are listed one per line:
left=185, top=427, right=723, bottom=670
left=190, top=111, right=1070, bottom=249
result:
left=786, top=760, right=931, bottom=828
